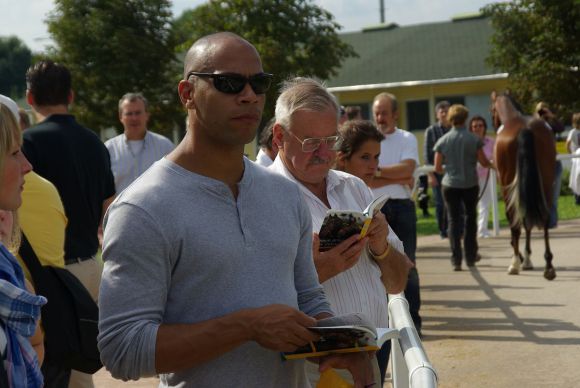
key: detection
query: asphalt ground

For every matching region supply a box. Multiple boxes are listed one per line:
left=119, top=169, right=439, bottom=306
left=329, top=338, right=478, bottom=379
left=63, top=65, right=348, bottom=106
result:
left=94, top=218, right=580, bottom=387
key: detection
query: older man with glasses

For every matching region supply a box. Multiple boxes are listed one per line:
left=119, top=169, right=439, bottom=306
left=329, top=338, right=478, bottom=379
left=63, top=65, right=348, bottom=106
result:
left=98, top=33, right=379, bottom=387
left=270, top=77, right=413, bottom=387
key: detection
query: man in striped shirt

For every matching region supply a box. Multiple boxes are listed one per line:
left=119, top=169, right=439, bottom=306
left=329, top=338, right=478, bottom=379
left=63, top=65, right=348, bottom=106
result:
left=270, top=77, right=413, bottom=386
left=105, top=93, right=174, bottom=193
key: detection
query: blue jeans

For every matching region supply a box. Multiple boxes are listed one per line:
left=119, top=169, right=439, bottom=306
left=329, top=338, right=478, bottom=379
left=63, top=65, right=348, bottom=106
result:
left=380, top=199, right=421, bottom=331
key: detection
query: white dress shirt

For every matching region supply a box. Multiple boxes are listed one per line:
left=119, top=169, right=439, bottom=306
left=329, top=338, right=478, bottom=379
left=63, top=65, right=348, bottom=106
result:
left=270, top=157, right=405, bottom=327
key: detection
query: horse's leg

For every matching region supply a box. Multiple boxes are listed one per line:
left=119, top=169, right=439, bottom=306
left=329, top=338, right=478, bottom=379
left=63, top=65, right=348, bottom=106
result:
left=543, top=223, right=556, bottom=280
left=508, top=225, right=522, bottom=275
left=507, top=207, right=522, bottom=275
left=522, top=226, right=534, bottom=270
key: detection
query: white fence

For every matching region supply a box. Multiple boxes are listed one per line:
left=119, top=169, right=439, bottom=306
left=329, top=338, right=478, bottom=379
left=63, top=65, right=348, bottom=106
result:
left=388, top=293, right=438, bottom=388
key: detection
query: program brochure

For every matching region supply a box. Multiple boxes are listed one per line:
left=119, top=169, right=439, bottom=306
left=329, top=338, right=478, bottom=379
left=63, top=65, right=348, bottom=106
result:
left=283, top=313, right=398, bottom=360
left=318, top=193, right=390, bottom=252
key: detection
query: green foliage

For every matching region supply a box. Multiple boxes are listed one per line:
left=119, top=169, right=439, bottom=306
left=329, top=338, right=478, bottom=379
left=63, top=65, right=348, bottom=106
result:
left=483, top=0, right=580, bottom=121
left=172, top=0, right=357, bottom=123
left=46, top=0, right=182, bottom=135
left=0, top=36, right=32, bottom=98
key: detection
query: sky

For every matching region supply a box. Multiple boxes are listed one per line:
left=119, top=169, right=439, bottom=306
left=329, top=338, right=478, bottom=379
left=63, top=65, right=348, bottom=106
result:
left=0, top=0, right=508, bottom=53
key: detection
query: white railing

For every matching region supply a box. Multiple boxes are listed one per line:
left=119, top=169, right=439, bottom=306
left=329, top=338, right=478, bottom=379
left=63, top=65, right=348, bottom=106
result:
left=388, top=293, right=438, bottom=388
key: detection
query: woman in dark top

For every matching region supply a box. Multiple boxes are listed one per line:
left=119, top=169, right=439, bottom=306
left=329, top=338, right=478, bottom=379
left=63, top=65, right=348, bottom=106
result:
left=433, top=105, right=494, bottom=271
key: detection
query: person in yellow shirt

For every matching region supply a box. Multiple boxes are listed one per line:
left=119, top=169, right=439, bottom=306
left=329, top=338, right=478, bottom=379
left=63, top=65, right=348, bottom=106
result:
left=17, top=170, right=67, bottom=280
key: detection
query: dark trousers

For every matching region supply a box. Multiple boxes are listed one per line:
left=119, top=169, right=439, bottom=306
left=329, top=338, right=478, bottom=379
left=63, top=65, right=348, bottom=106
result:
left=433, top=174, right=447, bottom=237
left=549, top=160, right=563, bottom=228
left=376, top=339, right=391, bottom=384
left=442, top=185, right=479, bottom=265
left=380, top=199, right=421, bottom=331
left=41, top=362, right=71, bottom=388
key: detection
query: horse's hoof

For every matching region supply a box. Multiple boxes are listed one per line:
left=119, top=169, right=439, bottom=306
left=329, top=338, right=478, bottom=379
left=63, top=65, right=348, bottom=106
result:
left=508, top=265, right=519, bottom=275
left=544, top=268, right=556, bottom=281
left=522, top=262, right=534, bottom=270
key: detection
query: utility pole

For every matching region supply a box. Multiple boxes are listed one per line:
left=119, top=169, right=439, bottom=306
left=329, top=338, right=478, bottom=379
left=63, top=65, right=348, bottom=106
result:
left=380, top=0, right=385, bottom=24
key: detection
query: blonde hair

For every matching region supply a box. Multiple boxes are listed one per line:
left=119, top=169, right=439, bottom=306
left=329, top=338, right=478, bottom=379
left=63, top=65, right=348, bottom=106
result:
left=448, top=104, right=469, bottom=127
left=0, top=104, right=23, bottom=250
left=0, top=104, right=22, bottom=175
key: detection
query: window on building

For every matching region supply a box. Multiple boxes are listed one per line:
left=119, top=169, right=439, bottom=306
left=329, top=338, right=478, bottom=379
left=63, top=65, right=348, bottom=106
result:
left=406, top=100, right=429, bottom=131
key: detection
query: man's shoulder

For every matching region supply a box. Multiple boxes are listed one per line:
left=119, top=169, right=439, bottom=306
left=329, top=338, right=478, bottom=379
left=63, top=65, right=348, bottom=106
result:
left=252, top=160, right=302, bottom=192
left=104, top=133, right=124, bottom=149
left=394, top=128, right=418, bottom=146
left=330, top=169, right=368, bottom=191
left=147, top=131, right=172, bottom=142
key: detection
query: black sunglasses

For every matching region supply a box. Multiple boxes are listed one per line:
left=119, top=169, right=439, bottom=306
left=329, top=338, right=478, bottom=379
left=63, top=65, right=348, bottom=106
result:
left=187, top=71, right=273, bottom=95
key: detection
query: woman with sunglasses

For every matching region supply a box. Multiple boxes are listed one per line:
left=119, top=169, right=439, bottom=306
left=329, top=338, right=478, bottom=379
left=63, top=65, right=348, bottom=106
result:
left=0, top=102, right=46, bottom=387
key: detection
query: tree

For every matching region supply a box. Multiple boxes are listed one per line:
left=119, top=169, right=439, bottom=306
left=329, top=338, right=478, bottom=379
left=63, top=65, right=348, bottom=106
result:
left=483, top=0, right=580, bottom=121
left=172, top=0, right=357, bottom=123
left=0, top=36, right=32, bottom=98
left=46, top=0, right=181, bottom=135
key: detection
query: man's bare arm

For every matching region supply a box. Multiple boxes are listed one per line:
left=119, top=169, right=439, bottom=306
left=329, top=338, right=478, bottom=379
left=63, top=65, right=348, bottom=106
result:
left=364, top=212, right=413, bottom=294
left=375, top=159, right=416, bottom=180
left=372, top=246, right=413, bottom=294
left=155, top=305, right=318, bottom=373
left=369, top=176, right=414, bottom=189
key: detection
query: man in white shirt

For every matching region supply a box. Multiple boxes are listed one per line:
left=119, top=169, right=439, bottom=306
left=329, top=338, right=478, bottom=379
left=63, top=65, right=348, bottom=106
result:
left=105, top=93, right=174, bottom=193
left=371, top=92, right=422, bottom=337
left=270, top=77, right=412, bottom=385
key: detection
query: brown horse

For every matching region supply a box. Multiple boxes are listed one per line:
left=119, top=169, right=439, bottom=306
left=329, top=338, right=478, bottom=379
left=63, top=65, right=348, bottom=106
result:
left=491, top=94, right=556, bottom=280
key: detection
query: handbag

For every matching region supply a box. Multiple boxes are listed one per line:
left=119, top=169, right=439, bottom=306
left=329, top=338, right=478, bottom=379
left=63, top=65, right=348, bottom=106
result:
left=18, top=233, right=102, bottom=374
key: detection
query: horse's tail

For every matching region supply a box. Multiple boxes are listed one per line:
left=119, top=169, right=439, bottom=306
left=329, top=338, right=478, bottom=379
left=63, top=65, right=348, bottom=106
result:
left=506, top=129, right=550, bottom=229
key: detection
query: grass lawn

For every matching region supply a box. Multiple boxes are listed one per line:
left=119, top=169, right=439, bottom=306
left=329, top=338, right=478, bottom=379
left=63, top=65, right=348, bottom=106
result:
left=416, top=194, right=580, bottom=236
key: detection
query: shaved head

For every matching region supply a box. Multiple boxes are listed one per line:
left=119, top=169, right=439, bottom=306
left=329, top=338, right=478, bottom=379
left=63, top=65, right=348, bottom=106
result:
left=183, top=32, right=259, bottom=77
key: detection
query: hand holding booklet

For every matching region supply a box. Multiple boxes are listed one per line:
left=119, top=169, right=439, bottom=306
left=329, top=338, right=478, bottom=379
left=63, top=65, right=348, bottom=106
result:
left=318, top=193, right=390, bottom=252
left=282, top=313, right=398, bottom=360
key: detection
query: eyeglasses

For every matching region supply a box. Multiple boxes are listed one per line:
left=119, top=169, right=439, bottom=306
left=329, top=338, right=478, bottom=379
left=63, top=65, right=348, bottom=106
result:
left=186, top=71, right=273, bottom=95
left=286, top=130, right=340, bottom=153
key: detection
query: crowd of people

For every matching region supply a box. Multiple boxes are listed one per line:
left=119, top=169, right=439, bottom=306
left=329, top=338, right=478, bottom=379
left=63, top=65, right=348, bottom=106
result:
left=0, top=30, right=577, bottom=387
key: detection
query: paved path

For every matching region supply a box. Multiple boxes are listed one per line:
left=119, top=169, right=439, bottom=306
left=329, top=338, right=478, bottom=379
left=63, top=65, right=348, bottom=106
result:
left=94, top=218, right=580, bottom=387
left=417, top=218, right=580, bottom=387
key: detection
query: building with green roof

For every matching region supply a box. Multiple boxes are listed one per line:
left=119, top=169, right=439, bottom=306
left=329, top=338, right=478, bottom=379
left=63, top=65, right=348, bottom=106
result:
left=328, top=14, right=507, bottom=134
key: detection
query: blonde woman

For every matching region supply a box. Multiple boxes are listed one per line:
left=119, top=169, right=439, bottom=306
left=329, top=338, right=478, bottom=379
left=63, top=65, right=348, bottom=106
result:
left=434, top=105, right=493, bottom=271
left=0, top=102, right=46, bottom=387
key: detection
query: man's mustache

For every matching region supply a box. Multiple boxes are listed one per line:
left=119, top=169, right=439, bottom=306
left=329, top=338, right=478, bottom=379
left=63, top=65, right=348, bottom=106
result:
left=309, top=156, right=330, bottom=165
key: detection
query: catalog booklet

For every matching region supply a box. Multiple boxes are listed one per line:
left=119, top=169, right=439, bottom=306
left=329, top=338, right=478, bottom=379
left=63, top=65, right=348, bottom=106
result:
left=282, top=313, right=398, bottom=360
left=318, top=193, right=389, bottom=252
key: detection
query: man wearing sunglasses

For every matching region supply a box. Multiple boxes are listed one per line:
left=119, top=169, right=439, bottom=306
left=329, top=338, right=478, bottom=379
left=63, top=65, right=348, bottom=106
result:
left=98, top=33, right=376, bottom=387
left=270, top=77, right=413, bottom=386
